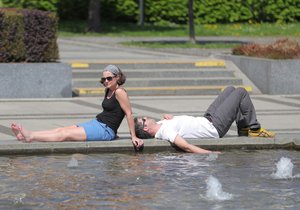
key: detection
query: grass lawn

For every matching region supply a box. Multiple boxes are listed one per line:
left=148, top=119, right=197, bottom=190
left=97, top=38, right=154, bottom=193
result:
left=58, top=20, right=300, bottom=49
left=59, top=20, right=300, bottom=37
left=121, top=41, right=241, bottom=49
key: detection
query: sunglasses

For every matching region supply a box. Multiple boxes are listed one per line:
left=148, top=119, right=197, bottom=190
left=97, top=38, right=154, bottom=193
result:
left=100, top=76, right=115, bottom=84
left=142, top=118, right=146, bottom=128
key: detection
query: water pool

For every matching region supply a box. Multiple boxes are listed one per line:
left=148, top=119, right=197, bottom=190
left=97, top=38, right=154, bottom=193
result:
left=0, top=150, right=299, bottom=209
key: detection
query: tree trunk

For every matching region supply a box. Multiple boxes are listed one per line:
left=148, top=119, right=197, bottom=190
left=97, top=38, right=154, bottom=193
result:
left=188, top=0, right=196, bottom=44
left=88, top=0, right=101, bottom=32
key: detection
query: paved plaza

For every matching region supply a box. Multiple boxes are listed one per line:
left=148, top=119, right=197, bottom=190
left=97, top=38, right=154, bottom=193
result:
left=0, top=37, right=299, bottom=154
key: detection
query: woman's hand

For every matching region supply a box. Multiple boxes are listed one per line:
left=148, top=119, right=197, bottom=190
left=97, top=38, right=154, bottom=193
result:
left=132, top=136, right=144, bottom=151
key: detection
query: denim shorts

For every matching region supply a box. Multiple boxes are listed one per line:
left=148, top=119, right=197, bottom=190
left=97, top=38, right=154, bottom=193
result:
left=77, top=119, right=115, bottom=141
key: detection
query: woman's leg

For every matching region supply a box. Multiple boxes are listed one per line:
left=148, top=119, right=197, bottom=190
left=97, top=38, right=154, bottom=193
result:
left=12, top=124, right=87, bottom=142
left=12, top=123, right=78, bottom=140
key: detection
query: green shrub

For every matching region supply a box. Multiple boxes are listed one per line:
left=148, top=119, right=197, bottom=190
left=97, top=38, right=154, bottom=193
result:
left=57, top=0, right=89, bottom=20
left=102, top=0, right=138, bottom=22
left=22, top=9, right=58, bottom=62
left=0, top=9, right=26, bottom=62
left=1, top=0, right=59, bottom=12
left=264, top=0, right=300, bottom=23
left=195, top=0, right=255, bottom=24
left=0, top=8, right=58, bottom=62
left=232, top=39, right=300, bottom=59
left=2, top=0, right=300, bottom=24
left=146, top=0, right=187, bottom=25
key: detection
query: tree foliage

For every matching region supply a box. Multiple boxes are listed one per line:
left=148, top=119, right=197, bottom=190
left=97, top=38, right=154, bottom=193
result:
left=1, top=0, right=299, bottom=24
left=1, top=0, right=59, bottom=12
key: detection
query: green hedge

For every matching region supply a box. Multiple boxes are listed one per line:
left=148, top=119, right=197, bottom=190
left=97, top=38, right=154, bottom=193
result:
left=1, top=0, right=59, bottom=12
left=1, top=0, right=300, bottom=24
left=97, top=0, right=300, bottom=24
left=144, top=0, right=300, bottom=24
left=0, top=8, right=58, bottom=62
left=0, top=9, right=25, bottom=62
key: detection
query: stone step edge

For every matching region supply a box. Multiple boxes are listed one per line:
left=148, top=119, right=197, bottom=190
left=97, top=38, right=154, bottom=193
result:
left=72, top=68, right=234, bottom=72
left=0, top=137, right=297, bottom=155
left=73, top=85, right=252, bottom=96
left=73, top=77, right=242, bottom=82
left=70, top=60, right=227, bottom=68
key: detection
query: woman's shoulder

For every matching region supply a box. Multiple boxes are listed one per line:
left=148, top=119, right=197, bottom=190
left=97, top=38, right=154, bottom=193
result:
left=115, top=86, right=128, bottom=97
left=115, top=86, right=127, bottom=94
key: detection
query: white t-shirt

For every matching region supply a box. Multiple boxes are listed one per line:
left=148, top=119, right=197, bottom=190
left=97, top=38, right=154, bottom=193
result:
left=155, top=115, right=219, bottom=143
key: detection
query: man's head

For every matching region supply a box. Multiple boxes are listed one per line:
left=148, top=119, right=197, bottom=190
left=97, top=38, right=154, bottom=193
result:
left=134, top=117, right=155, bottom=139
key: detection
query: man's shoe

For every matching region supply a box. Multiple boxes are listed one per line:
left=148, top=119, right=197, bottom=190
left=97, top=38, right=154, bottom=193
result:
left=248, top=128, right=275, bottom=138
left=238, top=127, right=249, bottom=136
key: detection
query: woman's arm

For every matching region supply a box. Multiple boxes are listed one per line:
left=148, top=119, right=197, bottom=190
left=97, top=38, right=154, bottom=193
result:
left=115, top=88, right=144, bottom=149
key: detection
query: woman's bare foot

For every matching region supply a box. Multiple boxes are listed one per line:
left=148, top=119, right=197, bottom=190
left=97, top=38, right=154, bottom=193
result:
left=19, top=126, right=32, bottom=142
left=11, top=123, right=25, bottom=141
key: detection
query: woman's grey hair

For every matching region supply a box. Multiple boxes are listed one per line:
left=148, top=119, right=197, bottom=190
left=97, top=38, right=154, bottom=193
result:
left=134, top=117, right=154, bottom=139
left=103, top=64, right=126, bottom=85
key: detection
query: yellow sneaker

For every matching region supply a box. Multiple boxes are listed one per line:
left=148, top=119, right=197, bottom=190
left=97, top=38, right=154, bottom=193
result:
left=248, top=128, right=275, bottom=138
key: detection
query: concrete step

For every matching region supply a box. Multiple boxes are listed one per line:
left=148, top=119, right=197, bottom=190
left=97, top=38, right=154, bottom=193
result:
left=73, top=85, right=253, bottom=97
left=70, top=59, right=250, bottom=97
left=70, top=59, right=228, bottom=69
left=71, top=62, right=214, bottom=70
left=72, top=77, right=243, bottom=88
left=72, top=68, right=235, bottom=79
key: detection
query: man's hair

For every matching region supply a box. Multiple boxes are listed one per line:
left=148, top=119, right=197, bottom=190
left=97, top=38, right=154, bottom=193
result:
left=134, top=117, right=154, bottom=139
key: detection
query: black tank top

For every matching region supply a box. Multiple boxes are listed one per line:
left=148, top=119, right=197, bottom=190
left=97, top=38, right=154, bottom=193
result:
left=96, top=89, right=125, bottom=134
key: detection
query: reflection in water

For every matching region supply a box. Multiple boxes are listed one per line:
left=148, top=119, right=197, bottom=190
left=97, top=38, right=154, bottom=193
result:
left=0, top=150, right=299, bottom=209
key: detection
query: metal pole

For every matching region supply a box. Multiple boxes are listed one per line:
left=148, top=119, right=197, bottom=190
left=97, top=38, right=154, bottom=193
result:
left=138, top=0, right=144, bottom=26
left=188, top=0, right=196, bottom=44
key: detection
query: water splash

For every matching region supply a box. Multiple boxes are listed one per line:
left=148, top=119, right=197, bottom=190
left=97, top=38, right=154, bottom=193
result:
left=205, top=153, right=218, bottom=161
left=67, top=157, right=78, bottom=168
left=272, top=157, right=300, bottom=179
left=205, top=176, right=233, bottom=201
left=13, top=193, right=26, bottom=205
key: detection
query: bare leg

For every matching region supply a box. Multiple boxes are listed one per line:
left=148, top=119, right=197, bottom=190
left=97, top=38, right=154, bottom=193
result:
left=15, top=125, right=87, bottom=142
left=22, top=125, right=77, bottom=137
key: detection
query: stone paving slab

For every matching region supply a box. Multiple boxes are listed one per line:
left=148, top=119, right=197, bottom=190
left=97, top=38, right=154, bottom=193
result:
left=0, top=137, right=299, bottom=155
left=1, top=95, right=300, bottom=155
left=1, top=36, right=300, bottom=155
left=0, top=135, right=299, bottom=155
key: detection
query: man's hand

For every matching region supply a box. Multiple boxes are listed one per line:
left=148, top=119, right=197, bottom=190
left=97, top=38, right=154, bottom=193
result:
left=163, top=114, right=174, bottom=120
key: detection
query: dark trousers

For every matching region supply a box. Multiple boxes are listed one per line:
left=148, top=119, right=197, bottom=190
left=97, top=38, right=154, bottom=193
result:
left=204, top=86, right=260, bottom=138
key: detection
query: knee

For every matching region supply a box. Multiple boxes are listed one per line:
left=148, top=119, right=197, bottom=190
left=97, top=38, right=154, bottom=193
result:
left=235, top=87, right=248, bottom=97
left=56, top=129, right=69, bottom=141
left=224, top=86, right=235, bottom=92
left=236, top=87, right=247, bottom=94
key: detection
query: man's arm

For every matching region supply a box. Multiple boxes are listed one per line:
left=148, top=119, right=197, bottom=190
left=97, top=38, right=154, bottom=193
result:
left=173, top=135, right=219, bottom=154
